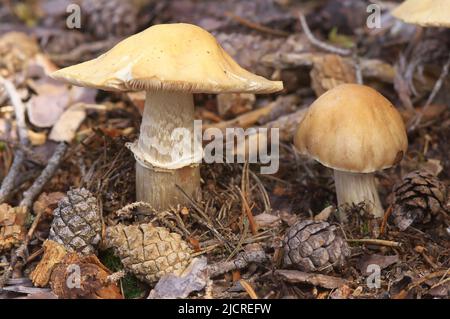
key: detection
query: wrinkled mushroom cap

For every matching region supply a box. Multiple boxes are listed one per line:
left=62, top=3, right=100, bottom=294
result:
left=51, top=23, right=283, bottom=94
left=294, top=84, right=408, bottom=173
left=392, top=0, right=450, bottom=27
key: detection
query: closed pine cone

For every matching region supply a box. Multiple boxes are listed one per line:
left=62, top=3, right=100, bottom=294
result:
left=391, top=170, right=449, bottom=231
left=49, top=188, right=102, bottom=255
left=104, top=223, right=192, bottom=283
left=283, top=220, right=350, bottom=272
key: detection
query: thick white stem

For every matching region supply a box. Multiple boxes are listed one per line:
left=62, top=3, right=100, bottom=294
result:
left=128, top=91, right=202, bottom=210
left=333, top=170, right=384, bottom=220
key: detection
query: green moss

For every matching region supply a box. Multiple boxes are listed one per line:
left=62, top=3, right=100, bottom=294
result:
left=122, top=274, right=146, bottom=299
left=99, top=248, right=123, bottom=272
left=98, top=249, right=147, bottom=299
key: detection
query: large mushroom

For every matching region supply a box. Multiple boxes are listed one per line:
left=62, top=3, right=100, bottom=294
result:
left=391, top=0, right=450, bottom=27
left=52, top=23, right=283, bottom=210
left=294, top=84, right=408, bottom=220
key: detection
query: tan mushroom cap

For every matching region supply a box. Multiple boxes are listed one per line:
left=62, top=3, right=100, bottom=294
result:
left=294, top=84, right=408, bottom=173
left=51, top=23, right=283, bottom=94
left=392, top=0, right=450, bottom=27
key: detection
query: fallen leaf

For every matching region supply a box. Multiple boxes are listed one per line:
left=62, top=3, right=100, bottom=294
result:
left=329, top=284, right=353, bottom=299
left=310, top=54, right=356, bottom=96
left=27, top=78, right=96, bottom=128
left=49, top=103, right=105, bottom=142
left=0, top=204, right=27, bottom=253
left=33, top=192, right=65, bottom=220
left=50, top=253, right=123, bottom=299
left=254, top=213, right=281, bottom=228
left=148, top=257, right=208, bottom=299
left=314, top=205, right=336, bottom=222
left=420, top=159, right=443, bottom=176
left=357, top=254, right=399, bottom=276
left=26, top=81, right=67, bottom=127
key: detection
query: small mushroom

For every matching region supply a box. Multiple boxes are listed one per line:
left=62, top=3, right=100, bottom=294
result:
left=51, top=23, right=283, bottom=210
left=294, top=84, right=408, bottom=220
left=392, top=0, right=450, bottom=27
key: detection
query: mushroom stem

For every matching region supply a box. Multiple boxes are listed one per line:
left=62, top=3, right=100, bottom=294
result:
left=333, top=170, right=384, bottom=220
left=132, top=91, right=202, bottom=210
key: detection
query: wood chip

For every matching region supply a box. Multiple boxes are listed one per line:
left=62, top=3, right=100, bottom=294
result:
left=275, top=269, right=350, bottom=289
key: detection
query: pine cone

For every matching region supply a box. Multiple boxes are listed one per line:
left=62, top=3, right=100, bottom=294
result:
left=391, top=170, right=449, bottom=231
left=80, top=0, right=138, bottom=39
left=49, top=188, right=102, bottom=255
left=105, top=223, right=192, bottom=283
left=282, top=220, right=350, bottom=273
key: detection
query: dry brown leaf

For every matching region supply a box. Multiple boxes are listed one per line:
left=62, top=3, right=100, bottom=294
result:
left=310, top=54, right=356, bottom=96
left=32, top=192, right=65, bottom=220
left=0, top=204, right=27, bottom=252
left=50, top=252, right=123, bottom=299
left=49, top=103, right=105, bottom=142
left=314, top=205, right=336, bottom=222
left=254, top=213, right=281, bottom=228
left=30, top=240, right=67, bottom=287
left=357, top=254, right=399, bottom=275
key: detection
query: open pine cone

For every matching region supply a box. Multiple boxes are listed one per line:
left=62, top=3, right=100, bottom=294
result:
left=49, top=188, right=102, bottom=255
left=391, top=170, right=449, bottom=230
left=282, top=220, right=350, bottom=273
left=104, top=223, right=192, bottom=283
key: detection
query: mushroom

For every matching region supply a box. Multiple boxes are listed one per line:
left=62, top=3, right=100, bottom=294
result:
left=392, top=0, right=450, bottom=27
left=294, top=84, right=408, bottom=220
left=51, top=23, right=283, bottom=210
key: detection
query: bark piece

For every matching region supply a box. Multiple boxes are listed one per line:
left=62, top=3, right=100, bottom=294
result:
left=30, top=240, right=67, bottom=287
left=275, top=269, right=350, bottom=289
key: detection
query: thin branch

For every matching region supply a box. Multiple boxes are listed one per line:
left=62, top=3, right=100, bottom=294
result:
left=19, top=142, right=68, bottom=210
left=408, top=55, right=450, bottom=131
left=298, top=12, right=352, bottom=56
left=207, top=249, right=267, bottom=278
left=0, top=76, right=29, bottom=204
left=225, top=12, right=289, bottom=37
left=347, top=238, right=401, bottom=247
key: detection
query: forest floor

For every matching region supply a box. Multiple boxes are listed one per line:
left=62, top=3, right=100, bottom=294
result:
left=0, top=0, right=448, bottom=299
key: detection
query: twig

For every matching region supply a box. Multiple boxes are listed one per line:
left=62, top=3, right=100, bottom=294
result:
left=225, top=12, right=289, bottom=37
left=298, top=12, right=352, bottom=56
left=347, top=238, right=402, bottom=247
left=20, top=142, right=68, bottom=210
left=207, top=249, right=267, bottom=278
left=0, top=77, right=27, bottom=144
left=408, top=55, right=450, bottom=131
left=0, top=76, right=29, bottom=204
left=0, top=143, right=67, bottom=289
left=392, top=269, right=449, bottom=298
left=380, top=205, right=393, bottom=236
